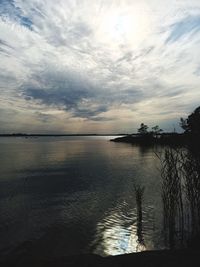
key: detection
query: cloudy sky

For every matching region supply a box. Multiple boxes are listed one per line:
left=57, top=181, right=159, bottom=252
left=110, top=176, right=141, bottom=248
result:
left=0, top=0, right=200, bottom=133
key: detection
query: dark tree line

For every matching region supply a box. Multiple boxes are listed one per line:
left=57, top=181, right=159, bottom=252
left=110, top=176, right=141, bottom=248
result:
left=137, top=123, right=163, bottom=136
left=180, top=106, right=200, bottom=134
left=137, top=106, right=200, bottom=136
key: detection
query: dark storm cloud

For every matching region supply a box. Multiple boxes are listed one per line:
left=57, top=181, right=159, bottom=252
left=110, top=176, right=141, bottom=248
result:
left=25, top=86, right=91, bottom=110
left=23, top=72, right=144, bottom=120
left=21, top=67, right=96, bottom=118
left=72, top=105, right=108, bottom=119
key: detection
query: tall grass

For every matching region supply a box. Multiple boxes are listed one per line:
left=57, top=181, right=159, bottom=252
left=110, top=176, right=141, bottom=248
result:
left=180, top=150, right=200, bottom=236
left=157, top=148, right=183, bottom=248
left=157, top=147, right=200, bottom=249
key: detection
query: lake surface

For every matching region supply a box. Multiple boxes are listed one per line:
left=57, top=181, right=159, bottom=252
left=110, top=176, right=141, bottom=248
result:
left=0, top=136, right=164, bottom=261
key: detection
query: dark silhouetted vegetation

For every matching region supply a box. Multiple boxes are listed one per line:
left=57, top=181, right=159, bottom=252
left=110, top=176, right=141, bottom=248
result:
left=112, top=106, right=200, bottom=148
left=111, top=106, right=200, bottom=252
left=157, top=148, right=200, bottom=249
left=111, top=130, right=183, bottom=146
left=137, top=123, right=149, bottom=135
left=180, top=106, right=200, bottom=134
left=151, top=125, right=163, bottom=137
left=137, top=123, right=163, bottom=137
left=157, top=148, right=184, bottom=249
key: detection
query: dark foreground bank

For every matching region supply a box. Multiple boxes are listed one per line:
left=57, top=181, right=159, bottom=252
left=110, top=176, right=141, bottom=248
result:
left=1, top=249, right=200, bottom=267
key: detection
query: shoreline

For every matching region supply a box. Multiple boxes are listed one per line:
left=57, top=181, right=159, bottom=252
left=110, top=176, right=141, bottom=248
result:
left=2, top=249, right=199, bottom=267
left=110, top=133, right=200, bottom=147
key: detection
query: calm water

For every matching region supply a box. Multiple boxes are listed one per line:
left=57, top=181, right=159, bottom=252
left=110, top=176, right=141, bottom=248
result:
left=0, top=136, right=164, bottom=261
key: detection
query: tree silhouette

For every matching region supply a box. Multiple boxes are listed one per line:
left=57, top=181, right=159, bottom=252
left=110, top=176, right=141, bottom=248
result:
left=152, top=125, right=163, bottom=136
left=138, top=123, right=148, bottom=135
left=180, top=106, right=200, bottom=134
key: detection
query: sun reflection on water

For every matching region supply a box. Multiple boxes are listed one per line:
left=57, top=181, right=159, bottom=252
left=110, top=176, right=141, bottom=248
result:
left=92, top=202, right=147, bottom=256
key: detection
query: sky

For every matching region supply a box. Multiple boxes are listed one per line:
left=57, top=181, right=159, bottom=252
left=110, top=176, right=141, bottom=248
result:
left=0, top=0, right=200, bottom=134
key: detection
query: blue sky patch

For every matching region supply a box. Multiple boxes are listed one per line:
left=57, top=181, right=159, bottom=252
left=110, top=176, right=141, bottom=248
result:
left=166, top=15, right=200, bottom=43
left=0, top=0, right=33, bottom=30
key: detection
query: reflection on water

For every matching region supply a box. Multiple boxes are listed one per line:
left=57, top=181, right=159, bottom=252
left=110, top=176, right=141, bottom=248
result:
left=0, top=136, right=162, bottom=261
left=92, top=201, right=147, bottom=256
left=135, top=184, right=146, bottom=252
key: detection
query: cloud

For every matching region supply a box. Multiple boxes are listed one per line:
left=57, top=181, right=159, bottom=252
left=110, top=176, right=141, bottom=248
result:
left=166, top=15, right=200, bottom=43
left=0, top=0, right=200, bottom=133
left=22, top=67, right=144, bottom=120
left=0, top=0, right=33, bottom=29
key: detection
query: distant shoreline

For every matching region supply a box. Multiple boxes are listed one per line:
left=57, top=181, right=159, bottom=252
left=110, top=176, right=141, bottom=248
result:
left=0, top=134, right=126, bottom=137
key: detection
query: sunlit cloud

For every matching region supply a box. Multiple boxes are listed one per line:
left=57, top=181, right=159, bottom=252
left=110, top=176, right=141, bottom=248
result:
left=1, top=0, right=200, bottom=133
